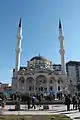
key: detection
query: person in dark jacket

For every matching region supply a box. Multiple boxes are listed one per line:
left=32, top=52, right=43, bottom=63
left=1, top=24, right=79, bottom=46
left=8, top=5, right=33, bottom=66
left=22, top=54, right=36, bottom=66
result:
left=27, top=95, right=30, bottom=110
left=77, top=96, right=80, bottom=111
left=72, top=96, right=77, bottom=110
left=65, top=94, right=71, bottom=111
left=38, top=95, right=41, bottom=107
left=31, top=96, right=36, bottom=109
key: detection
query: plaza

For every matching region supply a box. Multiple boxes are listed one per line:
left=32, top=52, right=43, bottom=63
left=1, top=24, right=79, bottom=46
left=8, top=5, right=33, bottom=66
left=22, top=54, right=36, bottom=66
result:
left=0, top=104, right=80, bottom=120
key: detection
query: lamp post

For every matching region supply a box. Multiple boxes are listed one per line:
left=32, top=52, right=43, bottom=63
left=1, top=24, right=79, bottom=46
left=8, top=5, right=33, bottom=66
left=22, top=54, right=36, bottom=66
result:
left=21, top=86, right=27, bottom=110
left=17, top=86, right=25, bottom=120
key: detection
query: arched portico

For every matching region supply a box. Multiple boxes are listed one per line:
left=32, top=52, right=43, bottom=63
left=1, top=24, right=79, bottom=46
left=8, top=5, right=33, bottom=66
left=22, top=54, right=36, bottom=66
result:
left=35, top=75, right=47, bottom=94
left=18, top=77, right=25, bottom=92
left=57, top=77, right=63, bottom=91
left=49, top=77, right=57, bottom=91
left=26, top=77, right=34, bottom=93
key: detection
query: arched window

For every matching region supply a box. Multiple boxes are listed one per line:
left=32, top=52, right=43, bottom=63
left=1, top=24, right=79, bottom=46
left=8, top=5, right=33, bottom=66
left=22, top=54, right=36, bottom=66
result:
left=49, top=77, right=55, bottom=84
left=58, top=77, right=63, bottom=84
left=58, top=86, right=60, bottom=91
left=19, top=77, right=25, bottom=83
left=29, top=86, right=31, bottom=91
left=50, top=80, right=53, bottom=84
left=36, top=75, right=47, bottom=85
left=27, top=77, right=34, bottom=83
left=41, top=87, right=43, bottom=91
left=58, top=80, right=60, bottom=84
left=19, top=77, right=25, bottom=90
left=50, top=86, right=53, bottom=91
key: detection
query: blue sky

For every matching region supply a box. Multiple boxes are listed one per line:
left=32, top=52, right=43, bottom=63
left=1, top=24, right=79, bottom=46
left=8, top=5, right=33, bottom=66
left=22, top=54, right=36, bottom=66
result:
left=0, top=0, right=80, bottom=84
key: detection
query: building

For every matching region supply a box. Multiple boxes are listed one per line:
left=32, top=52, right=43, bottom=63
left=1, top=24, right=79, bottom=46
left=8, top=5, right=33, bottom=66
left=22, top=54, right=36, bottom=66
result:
left=53, top=64, right=61, bottom=72
left=66, top=61, right=80, bottom=83
left=0, top=83, right=12, bottom=96
left=12, top=18, right=70, bottom=95
left=0, top=82, right=9, bottom=90
left=66, top=61, right=80, bottom=94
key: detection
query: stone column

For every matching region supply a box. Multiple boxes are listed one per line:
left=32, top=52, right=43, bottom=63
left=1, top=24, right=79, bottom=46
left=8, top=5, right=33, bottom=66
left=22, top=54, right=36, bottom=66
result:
left=25, top=79, right=26, bottom=92
left=17, top=79, right=19, bottom=92
left=34, top=79, right=36, bottom=94
left=56, top=79, right=58, bottom=91
left=47, top=79, right=49, bottom=93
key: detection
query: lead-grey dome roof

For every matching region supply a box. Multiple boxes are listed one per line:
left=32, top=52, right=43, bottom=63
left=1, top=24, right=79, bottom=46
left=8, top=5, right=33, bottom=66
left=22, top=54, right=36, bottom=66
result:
left=30, top=56, right=48, bottom=61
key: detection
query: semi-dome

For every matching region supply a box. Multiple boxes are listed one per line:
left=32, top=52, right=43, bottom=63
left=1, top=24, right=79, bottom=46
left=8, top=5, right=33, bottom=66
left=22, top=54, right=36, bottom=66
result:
left=30, top=56, right=49, bottom=62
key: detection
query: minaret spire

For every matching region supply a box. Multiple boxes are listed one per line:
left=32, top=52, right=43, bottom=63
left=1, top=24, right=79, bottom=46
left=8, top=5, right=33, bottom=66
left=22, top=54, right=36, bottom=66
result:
left=59, top=18, right=62, bottom=29
left=19, top=18, right=22, bottom=27
left=15, top=18, right=23, bottom=72
left=58, top=19, right=66, bottom=74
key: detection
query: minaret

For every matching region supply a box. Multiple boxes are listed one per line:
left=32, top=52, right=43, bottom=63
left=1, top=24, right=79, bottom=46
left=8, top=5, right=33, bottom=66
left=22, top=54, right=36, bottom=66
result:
left=15, top=18, right=23, bottom=71
left=58, top=19, right=66, bottom=74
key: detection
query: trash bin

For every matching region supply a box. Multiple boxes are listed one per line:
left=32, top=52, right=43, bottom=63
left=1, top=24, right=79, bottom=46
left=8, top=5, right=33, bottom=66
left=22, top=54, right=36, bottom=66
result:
left=2, top=102, right=6, bottom=108
left=43, top=105, right=49, bottom=110
left=15, top=101, right=20, bottom=110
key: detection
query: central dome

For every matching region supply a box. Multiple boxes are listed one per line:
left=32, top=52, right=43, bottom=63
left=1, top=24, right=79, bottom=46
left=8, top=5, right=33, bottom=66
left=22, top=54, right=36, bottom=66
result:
left=30, top=56, right=49, bottom=61
left=28, top=55, right=53, bottom=70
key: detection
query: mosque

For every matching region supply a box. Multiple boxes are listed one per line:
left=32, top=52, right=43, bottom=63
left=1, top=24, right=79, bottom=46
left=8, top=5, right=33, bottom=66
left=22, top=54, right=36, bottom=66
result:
left=12, top=18, right=71, bottom=95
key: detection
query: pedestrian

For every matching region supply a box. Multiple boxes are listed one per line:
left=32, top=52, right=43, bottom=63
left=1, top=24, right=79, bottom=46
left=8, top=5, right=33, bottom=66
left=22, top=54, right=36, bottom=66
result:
left=72, top=96, right=77, bottom=110
left=27, top=95, right=30, bottom=110
left=65, top=94, right=71, bottom=111
left=38, top=95, right=41, bottom=107
left=78, top=96, right=80, bottom=111
left=31, top=96, right=36, bottom=109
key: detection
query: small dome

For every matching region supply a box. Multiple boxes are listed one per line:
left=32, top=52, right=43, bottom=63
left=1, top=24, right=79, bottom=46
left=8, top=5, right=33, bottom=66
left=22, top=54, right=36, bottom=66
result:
left=30, top=56, right=49, bottom=61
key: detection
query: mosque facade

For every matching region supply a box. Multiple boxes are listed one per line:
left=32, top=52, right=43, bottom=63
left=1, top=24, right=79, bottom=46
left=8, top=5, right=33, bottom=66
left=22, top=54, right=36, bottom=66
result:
left=12, top=18, right=71, bottom=95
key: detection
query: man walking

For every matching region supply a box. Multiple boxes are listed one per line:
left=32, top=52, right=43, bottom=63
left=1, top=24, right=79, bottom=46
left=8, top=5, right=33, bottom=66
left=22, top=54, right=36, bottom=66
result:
left=32, top=96, right=36, bottom=109
left=65, top=94, right=71, bottom=111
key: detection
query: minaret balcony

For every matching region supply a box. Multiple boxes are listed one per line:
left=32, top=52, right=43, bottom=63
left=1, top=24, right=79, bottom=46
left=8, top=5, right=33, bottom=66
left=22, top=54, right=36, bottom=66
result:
left=58, top=36, right=64, bottom=40
left=17, top=35, right=23, bottom=40
left=15, top=48, right=22, bottom=53
left=59, top=49, right=65, bottom=54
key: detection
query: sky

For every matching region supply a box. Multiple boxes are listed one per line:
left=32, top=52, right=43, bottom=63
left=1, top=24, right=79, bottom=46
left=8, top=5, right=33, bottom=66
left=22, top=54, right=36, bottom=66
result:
left=0, top=0, right=80, bottom=84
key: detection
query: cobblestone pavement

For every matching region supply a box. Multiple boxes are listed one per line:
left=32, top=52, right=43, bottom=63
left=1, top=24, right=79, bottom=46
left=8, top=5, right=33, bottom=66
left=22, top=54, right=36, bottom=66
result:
left=0, top=104, right=80, bottom=120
